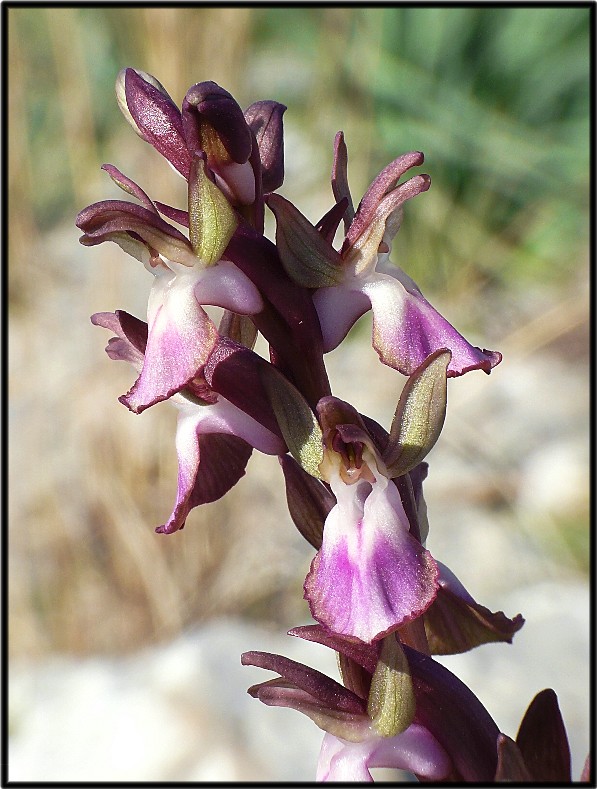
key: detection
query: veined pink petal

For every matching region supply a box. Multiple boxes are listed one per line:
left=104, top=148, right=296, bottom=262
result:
left=194, top=259, right=263, bottom=315
left=304, top=474, right=438, bottom=644
left=361, top=272, right=501, bottom=377
left=121, top=271, right=218, bottom=413
left=312, top=283, right=370, bottom=352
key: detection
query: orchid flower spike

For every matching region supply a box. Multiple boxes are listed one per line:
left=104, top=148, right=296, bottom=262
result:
left=267, top=133, right=501, bottom=378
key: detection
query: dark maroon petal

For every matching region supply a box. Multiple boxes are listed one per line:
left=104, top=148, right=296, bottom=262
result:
left=315, top=197, right=350, bottom=245
left=101, top=164, right=157, bottom=212
left=76, top=199, right=184, bottom=238
left=244, top=100, right=286, bottom=193
left=515, top=688, right=572, bottom=782
left=241, top=651, right=366, bottom=715
left=92, top=309, right=148, bottom=356
left=251, top=683, right=370, bottom=740
left=154, top=202, right=189, bottom=228
left=188, top=433, right=252, bottom=509
left=91, top=310, right=146, bottom=372
left=224, top=225, right=330, bottom=407
left=203, top=337, right=284, bottom=440
left=404, top=644, right=500, bottom=782
left=344, top=151, right=425, bottom=250
left=359, top=414, right=390, bottom=453
left=422, top=582, right=525, bottom=655
left=279, top=454, right=335, bottom=549
left=76, top=200, right=193, bottom=265
left=288, top=625, right=380, bottom=676
left=155, top=433, right=252, bottom=535
left=182, top=81, right=252, bottom=163
left=123, top=68, right=191, bottom=178
left=331, top=131, right=355, bottom=233
left=494, top=734, right=533, bottom=781
left=316, top=396, right=370, bottom=444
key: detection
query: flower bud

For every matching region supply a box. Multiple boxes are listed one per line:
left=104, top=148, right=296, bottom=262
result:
left=115, top=68, right=191, bottom=178
left=182, top=81, right=255, bottom=205
left=244, top=100, right=286, bottom=192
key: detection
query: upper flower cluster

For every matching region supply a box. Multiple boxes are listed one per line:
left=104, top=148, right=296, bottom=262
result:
left=77, top=69, right=584, bottom=783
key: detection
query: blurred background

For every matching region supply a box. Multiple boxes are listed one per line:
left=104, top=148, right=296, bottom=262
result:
left=8, top=5, right=591, bottom=782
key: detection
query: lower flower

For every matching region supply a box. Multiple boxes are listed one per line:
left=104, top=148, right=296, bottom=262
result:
left=303, top=398, right=439, bottom=644
left=92, top=310, right=286, bottom=533
left=316, top=725, right=451, bottom=782
left=304, top=470, right=438, bottom=644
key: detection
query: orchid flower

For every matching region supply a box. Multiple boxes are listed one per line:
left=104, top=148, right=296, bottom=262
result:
left=91, top=310, right=285, bottom=533
left=242, top=627, right=510, bottom=782
left=303, top=409, right=438, bottom=643
left=282, top=448, right=525, bottom=655
left=244, top=627, right=583, bottom=783
left=267, top=133, right=501, bottom=378
left=299, top=347, right=454, bottom=644
left=242, top=638, right=451, bottom=782
left=76, top=157, right=263, bottom=415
